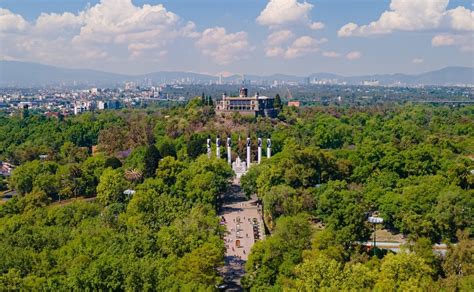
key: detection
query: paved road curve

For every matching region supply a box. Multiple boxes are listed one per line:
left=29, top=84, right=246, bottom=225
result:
left=218, top=180, right=265, bottom=291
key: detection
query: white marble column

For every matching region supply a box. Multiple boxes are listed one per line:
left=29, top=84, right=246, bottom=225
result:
left=246, top=137, right=251, bottom=167
left=216, top=135, right=221, bottom=159
left=267, top=138, right=271, bottom=159
left=207, top=136, right=211, bottom=158
left=257, top=138, right=262, bottom=164
left=227, top=136, right=232, bottom=165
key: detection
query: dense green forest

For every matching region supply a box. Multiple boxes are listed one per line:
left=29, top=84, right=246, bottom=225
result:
left=0, top=101, right=473, bottom=290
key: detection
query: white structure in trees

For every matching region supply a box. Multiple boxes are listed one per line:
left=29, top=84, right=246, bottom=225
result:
left=207, top=136, right=211, bottom=158
left=246, top=137, right=251, bottom=166
left=209, top=135, right=272, bottom=176
left=257, top=138, right=262, bottom=164
left=267, top=138, right=271, bottom=159
left=227, top=136, right=232, bottom=165
left=216, top=135, right=221, bottom=158
left=232, top=157, right=247, bottom=179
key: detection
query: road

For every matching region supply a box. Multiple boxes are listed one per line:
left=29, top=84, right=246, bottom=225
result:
left=218, top=179, right=265, bottom=291
left=362, top=241, right=449, bottom=255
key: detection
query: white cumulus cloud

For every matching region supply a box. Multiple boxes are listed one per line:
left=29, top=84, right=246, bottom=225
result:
left=285, top=36, right=327, bottom=59
left=309, top=21, right=325, bottom=30
left=266, top=30, right=295, bottom=46
left=338, top=0, right=473, bottom=37
left=266, top=47, right=285, bottom=57
left=0, top=8, right=29, bottom=33
left=338, top=0, right=449, bottom=37
left=446, top=6, right=474, bottom=31
left=432, top=34, right=473, bottom=51
left=35, top=12, right=84, bottom=37
left=196, top=27, right=252, bottom=65
left=257, top=0, right=314, bottom=27
left=346, top=51, right=362, bottom=60
left=432, top=34, right=456, bottom=46
left=266, top=36, right=327, bottom=59
left=0, top=0, right=200, bottom=66
left=337, top=0, right=473, bottom=52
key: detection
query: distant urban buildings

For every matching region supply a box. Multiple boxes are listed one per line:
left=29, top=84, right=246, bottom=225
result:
left=362, top=80, right=380, bottom=86
left=308, top=77, right=347, bottom=85
left=97, top=100, right=121, bottom=110
left=74, top=100, right=93, bottom=115
left=0, top=82, right=471, bottom=117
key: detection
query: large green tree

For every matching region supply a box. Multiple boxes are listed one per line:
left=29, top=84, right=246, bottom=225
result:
left=96, top=168, right=128, bottom=206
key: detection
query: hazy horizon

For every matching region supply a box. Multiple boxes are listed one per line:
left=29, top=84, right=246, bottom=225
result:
left=2, top=59, right=474, bottom=78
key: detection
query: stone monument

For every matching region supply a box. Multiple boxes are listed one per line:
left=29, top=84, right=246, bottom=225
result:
left=232, top=156, right=247, bottom=179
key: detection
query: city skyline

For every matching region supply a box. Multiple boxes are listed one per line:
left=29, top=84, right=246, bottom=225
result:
left=1, top=0, right=473, bottom=76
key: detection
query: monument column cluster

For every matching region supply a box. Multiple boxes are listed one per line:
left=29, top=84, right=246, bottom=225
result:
left=210, top=135, right=271, bottom=167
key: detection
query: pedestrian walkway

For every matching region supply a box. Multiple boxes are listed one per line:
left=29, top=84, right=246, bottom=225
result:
left=218, top=179, right=265, bottom=291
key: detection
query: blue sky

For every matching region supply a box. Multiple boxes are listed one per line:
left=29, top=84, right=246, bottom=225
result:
left=0, top=0, right=473, bottom=76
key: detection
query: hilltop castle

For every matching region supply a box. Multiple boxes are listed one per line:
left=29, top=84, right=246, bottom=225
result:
left=215, top=87, right=278, bottom=118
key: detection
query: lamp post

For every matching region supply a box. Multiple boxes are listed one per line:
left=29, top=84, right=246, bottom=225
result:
left=368, top=215, right=383, bottom=255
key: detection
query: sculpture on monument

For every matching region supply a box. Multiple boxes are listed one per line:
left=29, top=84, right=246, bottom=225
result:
left=232, top=156, right=247, bottom=179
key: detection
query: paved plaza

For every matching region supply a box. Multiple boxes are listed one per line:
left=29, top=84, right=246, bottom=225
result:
left=218, top=181, right=265, bottom=290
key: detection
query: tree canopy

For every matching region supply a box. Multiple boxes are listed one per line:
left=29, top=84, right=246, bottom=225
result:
left=0, top=103, right=473, bottom=289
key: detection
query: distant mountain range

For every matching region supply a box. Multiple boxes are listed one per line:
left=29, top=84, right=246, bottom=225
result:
left=0, top=60, right=473, bottom=87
